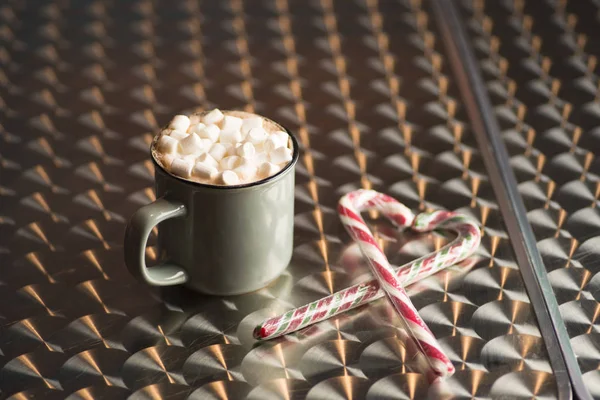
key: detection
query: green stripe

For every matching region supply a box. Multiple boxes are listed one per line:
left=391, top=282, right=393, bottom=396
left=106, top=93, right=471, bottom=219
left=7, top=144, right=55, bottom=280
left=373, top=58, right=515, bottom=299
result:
left=277, top=320, right=291, bottom=333
left=301, top=302, right=318, bottom=325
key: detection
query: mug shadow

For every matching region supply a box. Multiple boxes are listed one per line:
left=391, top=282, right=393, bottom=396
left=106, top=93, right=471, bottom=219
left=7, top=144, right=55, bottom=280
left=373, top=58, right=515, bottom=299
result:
left=157, top=267, right=295, bottom=315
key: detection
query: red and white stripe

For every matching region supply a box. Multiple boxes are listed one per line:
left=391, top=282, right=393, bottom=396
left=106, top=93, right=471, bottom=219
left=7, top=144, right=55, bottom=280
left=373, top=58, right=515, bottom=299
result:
left=338, top=190, right=455, bottom=378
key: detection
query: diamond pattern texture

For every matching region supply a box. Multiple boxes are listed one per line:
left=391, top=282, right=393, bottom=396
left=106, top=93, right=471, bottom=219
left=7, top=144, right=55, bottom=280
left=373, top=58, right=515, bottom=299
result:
left=0, top=0, right=561, bottom=398
left=461, top=0, right=600, bottom=397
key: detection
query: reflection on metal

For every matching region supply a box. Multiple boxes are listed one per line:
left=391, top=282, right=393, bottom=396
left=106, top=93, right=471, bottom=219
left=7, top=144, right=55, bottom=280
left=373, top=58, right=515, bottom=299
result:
left=0, top=0, right=572, bottom=398
left=431, top=0, right=581, bottom=398
left=456, top=0, right=600, bottom=398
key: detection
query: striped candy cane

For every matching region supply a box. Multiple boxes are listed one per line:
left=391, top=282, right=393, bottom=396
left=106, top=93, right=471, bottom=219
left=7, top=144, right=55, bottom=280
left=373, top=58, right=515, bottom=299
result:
left=337, top=190, right=454, bottom=377
left=254, top=201, right=480, bottom=342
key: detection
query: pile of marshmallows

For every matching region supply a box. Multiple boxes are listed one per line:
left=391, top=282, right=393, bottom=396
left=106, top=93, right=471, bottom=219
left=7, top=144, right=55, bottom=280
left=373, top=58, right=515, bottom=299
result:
left=155, top=109, right=293, bottom=185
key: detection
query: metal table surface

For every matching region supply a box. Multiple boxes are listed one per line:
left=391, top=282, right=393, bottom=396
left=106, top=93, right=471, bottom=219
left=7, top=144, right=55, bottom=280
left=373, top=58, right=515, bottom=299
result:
left=0, top=0, right=594, bottom=398
left=459, top=0, right=600, bottom=398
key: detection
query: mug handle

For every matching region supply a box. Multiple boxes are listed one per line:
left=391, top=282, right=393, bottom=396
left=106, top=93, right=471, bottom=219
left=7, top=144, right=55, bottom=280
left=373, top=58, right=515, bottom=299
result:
left=124, top=197, right=189, bottom=286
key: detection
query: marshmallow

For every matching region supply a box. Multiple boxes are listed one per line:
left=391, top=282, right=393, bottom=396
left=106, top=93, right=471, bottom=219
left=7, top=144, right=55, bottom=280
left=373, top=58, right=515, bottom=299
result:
left=221, top=115, right=243, bottom=133
left=169, top=115, right=190, bottom=132
left=156, top=111, right=294, bottom=186
left=209, top=143, right=227, bottom=161
left=220, top=155, right=241, bottom=170
left=203, top=109, right=224, bottom=125
left=197, top=152, right=219, bottom=169
left=162, top=154, right=176, bottom=169
left=239, top=156, right=256, bottom=170
left=188, top=122, right=207, bottom=135
left=193, top=161, right=218, bottom=181
left=170, top=158, right=194, bottom=178
left=201, top=138, right=213, bottom=150
left=221, top=170, right=240, bottom=185
left=264, top=134, right=284, bottom=153
left=157, top=135, right=178, bottom=154
left=179, top=133, right=205, bottom=155
left=197, top=124, right=220, bottom=142
left=223, top=143, right=237, bottom=156
left=270, top=146, right=293, bottom=164
left=258, top=161, right=281, bottom=178
left=236, top=142, right=256, bottom=158
left=220, top=129, right=243, bottom=144
left=234, top=163, right=257, bottom=181
left=241, top=117, right=263, bottom=135
left=184, top=153, right=199, bottom=163
left=254, top=152, right=269, bottom=165
left=170, top=130, right=189, bottom=140
left=247, top=127, right=268, bottom=145
left=274, top=131, right=290, bottom=147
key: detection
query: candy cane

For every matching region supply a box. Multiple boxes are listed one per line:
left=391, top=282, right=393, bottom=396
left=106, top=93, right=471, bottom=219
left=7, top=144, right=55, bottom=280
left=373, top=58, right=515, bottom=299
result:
left=339, top=190, right=455, bottom=377
left=256, top=191, right=481, bottom=378
left=254, top=200, right=480, bottom=342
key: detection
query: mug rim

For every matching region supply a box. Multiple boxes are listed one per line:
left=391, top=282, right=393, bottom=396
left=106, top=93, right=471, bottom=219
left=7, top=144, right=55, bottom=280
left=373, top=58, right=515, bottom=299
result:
left=150, top=117, right=300, bottom=191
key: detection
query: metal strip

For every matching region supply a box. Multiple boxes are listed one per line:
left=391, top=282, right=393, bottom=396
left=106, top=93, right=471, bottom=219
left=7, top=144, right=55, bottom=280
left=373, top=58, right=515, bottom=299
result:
left=429, top=1, right=587, bottom=399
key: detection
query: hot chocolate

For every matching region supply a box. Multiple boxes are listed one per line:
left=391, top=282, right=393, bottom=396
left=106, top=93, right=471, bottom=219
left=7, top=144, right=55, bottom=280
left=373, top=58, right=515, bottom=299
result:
left=152, top=109, right=294, bottom=186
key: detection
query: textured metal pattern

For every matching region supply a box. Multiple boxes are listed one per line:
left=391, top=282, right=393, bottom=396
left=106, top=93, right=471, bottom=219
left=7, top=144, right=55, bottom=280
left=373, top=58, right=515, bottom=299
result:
left=0, top=0, right=561, bottom=398
left=460, top=0, right=600, bottom=397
